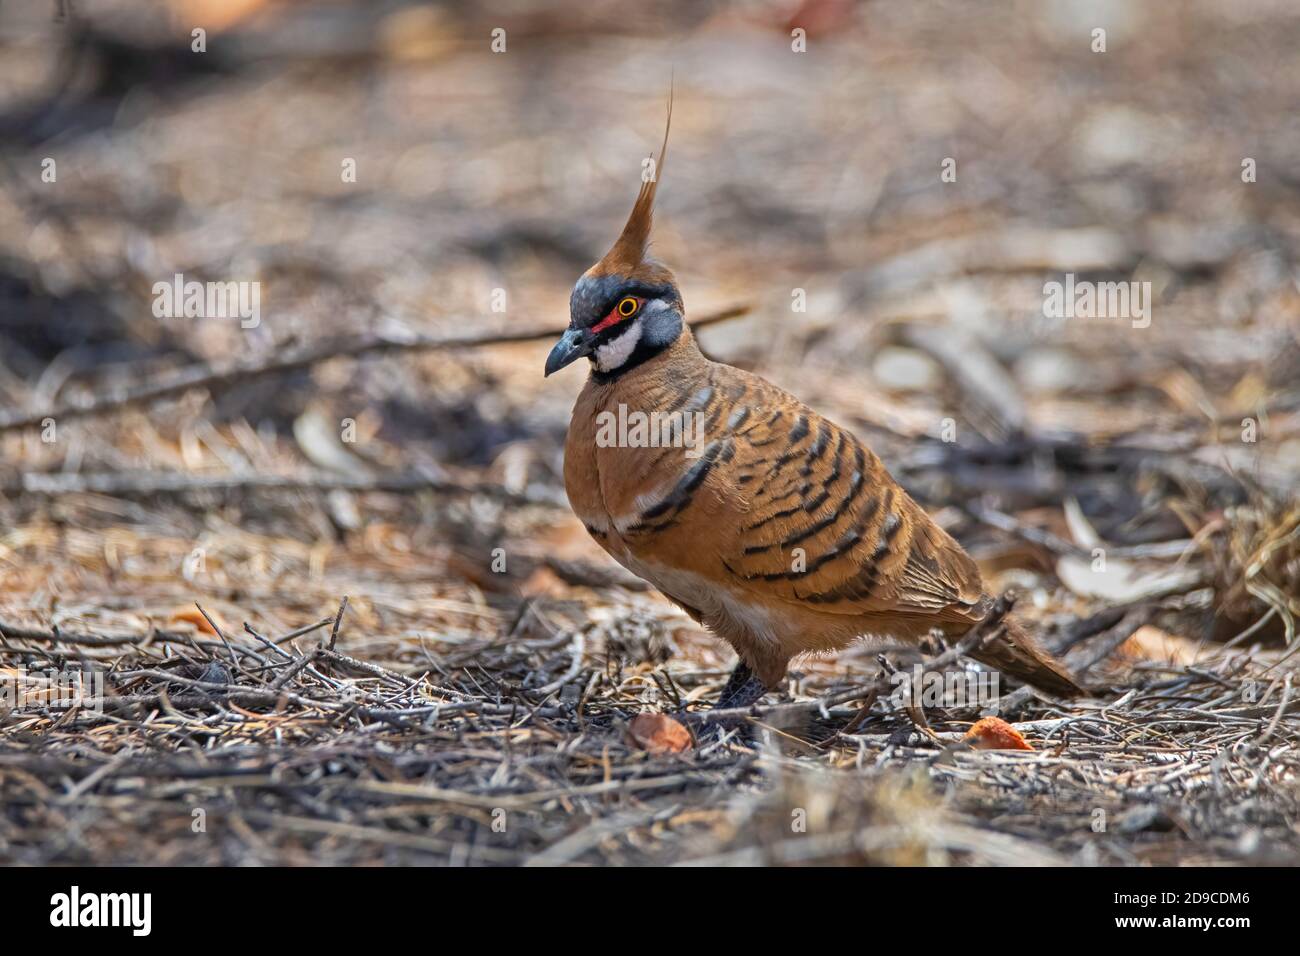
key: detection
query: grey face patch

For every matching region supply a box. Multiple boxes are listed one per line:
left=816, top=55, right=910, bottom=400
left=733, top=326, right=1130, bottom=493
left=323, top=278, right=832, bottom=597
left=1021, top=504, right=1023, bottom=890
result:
left=570, top=274, right=627, bottom=330
left=565, top=271, right=686, bottom=382
left=569, top=274, right=679, bottom=330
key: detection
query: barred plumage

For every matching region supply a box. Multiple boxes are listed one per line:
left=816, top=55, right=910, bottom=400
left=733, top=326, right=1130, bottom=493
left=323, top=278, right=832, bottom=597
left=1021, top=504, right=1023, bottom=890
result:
left=548, top=102, right=1081, bottom=706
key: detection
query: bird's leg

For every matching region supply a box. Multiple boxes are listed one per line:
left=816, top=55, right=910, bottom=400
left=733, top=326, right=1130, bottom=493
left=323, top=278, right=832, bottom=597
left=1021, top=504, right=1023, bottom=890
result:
left=715, top=660, right=756, bottom=710
left=692, top=661, right=769, bottom=746
left=718, top=673, right=769, bottom=711
left=715, top=660, right=770, bottom=712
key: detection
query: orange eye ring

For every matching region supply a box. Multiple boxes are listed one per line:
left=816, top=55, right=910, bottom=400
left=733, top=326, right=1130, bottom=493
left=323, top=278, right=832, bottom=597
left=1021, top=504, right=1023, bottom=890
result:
left=617, top=296, right=639, bottom=317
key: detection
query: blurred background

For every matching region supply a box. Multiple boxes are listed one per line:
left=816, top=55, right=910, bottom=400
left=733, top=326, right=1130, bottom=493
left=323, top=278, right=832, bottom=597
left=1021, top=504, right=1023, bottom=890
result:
left=2, top=0, right=1297, bottom=634
left=1, top=0, right=1299, bottom=865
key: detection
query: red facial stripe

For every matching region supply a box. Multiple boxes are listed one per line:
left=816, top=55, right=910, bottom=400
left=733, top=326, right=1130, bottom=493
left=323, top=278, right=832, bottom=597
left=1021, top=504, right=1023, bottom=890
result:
left=591, top=307, right=626, bottom=334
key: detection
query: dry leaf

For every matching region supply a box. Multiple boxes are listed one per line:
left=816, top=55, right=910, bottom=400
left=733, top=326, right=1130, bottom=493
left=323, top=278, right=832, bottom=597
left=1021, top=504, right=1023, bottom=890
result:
left=378, top=6, right=457, bottom=63
left=169, top=607, right=220, bottom=636
left=1058, top=497, right=1200, bottom=602
left=628, top=713, right=692, bottom=754
left=964, top=716, right=1034, bottom=751
left=293, top=406, right=375, bottom=476
left=171, top=0, right=268, bottom=32
left=1055, top=553, right=1200, bottom=603
left=1118, top=625, right=1205, bottom=666
left=520, top=566, right=567, bottom=598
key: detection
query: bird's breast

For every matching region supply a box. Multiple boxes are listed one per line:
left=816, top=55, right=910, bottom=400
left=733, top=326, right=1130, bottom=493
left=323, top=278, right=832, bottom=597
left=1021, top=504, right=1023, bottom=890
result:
left=563, top=375, right=737, bottom=586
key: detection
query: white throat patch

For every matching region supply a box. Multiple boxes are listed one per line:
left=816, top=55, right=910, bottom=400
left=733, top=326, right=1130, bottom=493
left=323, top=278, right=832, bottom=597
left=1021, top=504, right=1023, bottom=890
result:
left=593, top=320, right=642, bottom=372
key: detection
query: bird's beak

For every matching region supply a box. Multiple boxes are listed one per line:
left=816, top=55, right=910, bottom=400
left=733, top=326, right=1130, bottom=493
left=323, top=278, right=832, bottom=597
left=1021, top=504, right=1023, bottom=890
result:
left=544, top=327, right=592, bottom=377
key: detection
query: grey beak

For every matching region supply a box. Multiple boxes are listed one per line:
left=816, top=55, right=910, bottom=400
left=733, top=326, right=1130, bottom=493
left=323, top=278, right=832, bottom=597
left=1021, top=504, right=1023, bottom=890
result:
left=544, top=327, right=592, bottom=376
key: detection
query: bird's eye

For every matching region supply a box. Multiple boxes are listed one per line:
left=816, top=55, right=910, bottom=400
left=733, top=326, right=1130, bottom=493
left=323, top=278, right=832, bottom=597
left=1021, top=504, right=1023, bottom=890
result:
left=617, top=296, right=640, bottom=317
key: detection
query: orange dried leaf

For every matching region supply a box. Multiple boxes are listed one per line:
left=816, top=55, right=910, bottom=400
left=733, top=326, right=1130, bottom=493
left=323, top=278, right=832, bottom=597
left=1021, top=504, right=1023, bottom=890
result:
left=628, top=713, right=692, bottom=754
left=169, top=607, right=220, bottom=636
left=519, top=566, right=567, bottom=598
left=964, top=716, right=1033, bottom=751
left=1118, top=625, right=1203, bottom=666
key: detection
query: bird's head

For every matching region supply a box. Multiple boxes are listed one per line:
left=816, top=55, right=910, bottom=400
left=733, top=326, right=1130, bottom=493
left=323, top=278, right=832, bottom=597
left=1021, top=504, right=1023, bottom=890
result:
left=545, top=100, right=684, bottom=381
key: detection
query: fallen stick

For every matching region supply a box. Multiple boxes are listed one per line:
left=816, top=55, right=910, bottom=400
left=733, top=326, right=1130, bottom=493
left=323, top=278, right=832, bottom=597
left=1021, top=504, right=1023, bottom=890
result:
left=0, top=617, right=173, bottom=647
left=0, top=303, right=750, bottom=435
left=0, top=614, right=333, bottom=651
left=4, top=467, right=564, bottom=506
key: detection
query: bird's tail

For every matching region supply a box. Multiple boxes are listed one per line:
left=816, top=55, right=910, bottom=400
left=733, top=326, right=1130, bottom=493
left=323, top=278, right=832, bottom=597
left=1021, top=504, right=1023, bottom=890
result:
left=966, top=614, right=1085, bottom=698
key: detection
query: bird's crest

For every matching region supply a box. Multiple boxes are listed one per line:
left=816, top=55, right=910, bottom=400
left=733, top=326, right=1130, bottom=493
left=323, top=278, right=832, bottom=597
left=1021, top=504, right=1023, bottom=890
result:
left=590, top=90, right=673, bottom=279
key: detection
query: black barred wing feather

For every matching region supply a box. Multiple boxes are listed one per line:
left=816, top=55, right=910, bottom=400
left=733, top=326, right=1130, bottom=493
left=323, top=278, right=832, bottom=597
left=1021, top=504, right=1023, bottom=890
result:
left=709, top=368, right=986, bottom=622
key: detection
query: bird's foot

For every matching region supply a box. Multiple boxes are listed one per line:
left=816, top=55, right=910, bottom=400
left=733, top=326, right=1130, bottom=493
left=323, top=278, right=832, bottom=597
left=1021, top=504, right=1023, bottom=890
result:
left=717, top=674, right=769, bottom=711
left=715, top=661, right=769, bottom=711
left=689, top=663, right=770, bottom=746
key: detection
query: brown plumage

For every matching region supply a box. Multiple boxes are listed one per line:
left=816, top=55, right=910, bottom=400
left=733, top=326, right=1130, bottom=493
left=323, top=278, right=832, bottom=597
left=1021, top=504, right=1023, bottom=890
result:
left=547, top=106, right=1082, bottom=709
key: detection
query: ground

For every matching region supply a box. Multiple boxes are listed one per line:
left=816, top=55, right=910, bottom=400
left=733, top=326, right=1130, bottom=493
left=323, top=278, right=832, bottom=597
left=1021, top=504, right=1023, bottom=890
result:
left=0, top=0, right=1298, bottom=865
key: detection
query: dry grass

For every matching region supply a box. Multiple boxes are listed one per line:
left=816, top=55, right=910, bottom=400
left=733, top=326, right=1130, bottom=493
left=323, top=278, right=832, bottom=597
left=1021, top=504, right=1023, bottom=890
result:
left=2, top=481, right=1298, bottom=865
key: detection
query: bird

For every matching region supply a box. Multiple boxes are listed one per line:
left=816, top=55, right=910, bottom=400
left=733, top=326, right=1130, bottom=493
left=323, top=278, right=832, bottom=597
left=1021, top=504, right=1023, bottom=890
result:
left=545, top=105, right=1081, bottom=713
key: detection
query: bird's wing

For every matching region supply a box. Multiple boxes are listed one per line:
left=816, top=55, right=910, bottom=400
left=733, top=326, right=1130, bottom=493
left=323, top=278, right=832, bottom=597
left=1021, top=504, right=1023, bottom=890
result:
left=699, top=365, right=987, bottom=624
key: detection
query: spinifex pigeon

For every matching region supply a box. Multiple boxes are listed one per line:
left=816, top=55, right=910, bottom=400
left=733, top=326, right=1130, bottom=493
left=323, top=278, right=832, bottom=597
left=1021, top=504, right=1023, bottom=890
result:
left=545, top=108, right=1081, bottom=710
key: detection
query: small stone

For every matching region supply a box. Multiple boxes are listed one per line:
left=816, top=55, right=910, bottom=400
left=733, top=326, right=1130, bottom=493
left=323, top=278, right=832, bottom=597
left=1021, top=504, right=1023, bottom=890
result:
left=872, top=346, right=942, bottom=392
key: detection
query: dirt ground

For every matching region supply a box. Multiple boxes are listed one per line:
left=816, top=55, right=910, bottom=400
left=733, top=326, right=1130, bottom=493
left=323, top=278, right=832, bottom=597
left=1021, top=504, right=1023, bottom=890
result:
left=1, top=0, right=1298, bottom=865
